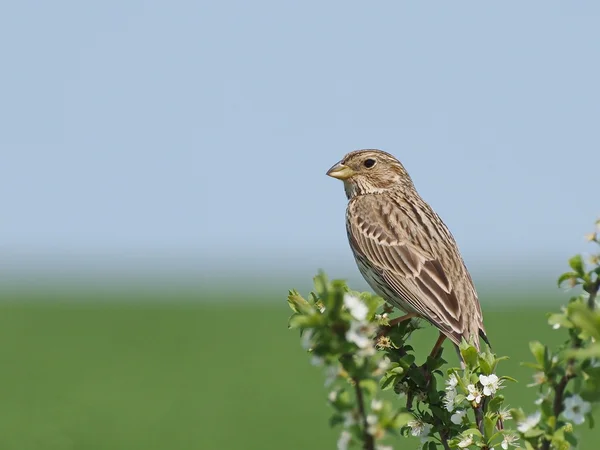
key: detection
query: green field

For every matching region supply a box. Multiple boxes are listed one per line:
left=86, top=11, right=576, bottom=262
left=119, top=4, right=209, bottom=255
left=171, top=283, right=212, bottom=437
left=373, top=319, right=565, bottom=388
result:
left=0, top=290, right=596, bottom=450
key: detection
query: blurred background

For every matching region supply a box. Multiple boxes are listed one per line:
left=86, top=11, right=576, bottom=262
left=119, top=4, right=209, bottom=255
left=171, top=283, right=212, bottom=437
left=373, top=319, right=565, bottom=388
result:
left=1, top=1, right=599, bottom=449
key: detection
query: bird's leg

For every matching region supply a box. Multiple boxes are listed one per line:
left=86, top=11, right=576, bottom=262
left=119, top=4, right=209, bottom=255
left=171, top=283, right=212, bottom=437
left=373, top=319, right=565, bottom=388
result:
left=388, top=312, right=417, bottom=328
left=429, top=332, right=446, bottom=359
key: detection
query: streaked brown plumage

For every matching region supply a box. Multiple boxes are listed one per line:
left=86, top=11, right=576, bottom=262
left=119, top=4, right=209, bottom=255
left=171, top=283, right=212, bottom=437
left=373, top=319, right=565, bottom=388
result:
left=327, top=149, right=488, bottom=352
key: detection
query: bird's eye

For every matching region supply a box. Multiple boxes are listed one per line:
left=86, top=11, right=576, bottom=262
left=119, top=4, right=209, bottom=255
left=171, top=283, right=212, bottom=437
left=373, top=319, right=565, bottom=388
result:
left=364, top=158, right=376, bottom=168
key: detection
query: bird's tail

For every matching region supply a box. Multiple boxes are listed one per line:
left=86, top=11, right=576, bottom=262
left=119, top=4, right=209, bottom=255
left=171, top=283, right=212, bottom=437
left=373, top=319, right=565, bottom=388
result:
left=479, top=328, right=492, bottom=350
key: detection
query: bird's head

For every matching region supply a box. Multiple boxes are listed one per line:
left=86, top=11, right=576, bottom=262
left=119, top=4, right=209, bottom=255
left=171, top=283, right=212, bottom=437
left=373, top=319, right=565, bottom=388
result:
left=326, top=149, right=414, bottom=198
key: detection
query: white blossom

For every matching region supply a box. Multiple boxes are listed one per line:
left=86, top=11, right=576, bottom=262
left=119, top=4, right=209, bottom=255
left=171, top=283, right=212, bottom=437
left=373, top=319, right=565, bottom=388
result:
left=501, top=433, right=519, bottom=449
left=371, top=398, right=383, bottom=412
left=498, top=407, right=513, bottom=421
left=466, top=384, right=482, bottom=405
left=457, top=434, right=473, bottom=448
left=376, top=446, right=393, bottom=450
left=451, top=409, right=467, bottom=425
left=301, top=329, right=314, bottom=350
left=407, top=420, right=432, bottom=442
left=337, top=430, right=351, bottom=450
left=479, top=374, right=502, bottom=396
left=345, top=321, right=375, bottom=349
left=328, top=390, right=338, bottom=402
left=310, top=355, right=324, bottom=366
left=527, top=371, right=546, bottom=387
left=344, top=293, right=368, bottom=320
left=343, top=411, right=357, bottom=427
left=444, top=389, right=457, bottom=412
left=374, top=356, right=391, bottom=376
left=357, top=343, right=376, bottom=357
left=446, top=373, right=459, bottom=390
left=517, top=411, right=541, bottom=433
left=563, top=394, right=591, bottom=425
left=324, top=365, right=339, bottom=387
left=366, top=414, right=379, bottom=435
left=534, top=389, right=551, bottom=405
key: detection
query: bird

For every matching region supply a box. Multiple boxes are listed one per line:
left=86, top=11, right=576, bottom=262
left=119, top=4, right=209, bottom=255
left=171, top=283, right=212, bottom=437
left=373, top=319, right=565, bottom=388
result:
left=326, top=149, right=489, bottom=356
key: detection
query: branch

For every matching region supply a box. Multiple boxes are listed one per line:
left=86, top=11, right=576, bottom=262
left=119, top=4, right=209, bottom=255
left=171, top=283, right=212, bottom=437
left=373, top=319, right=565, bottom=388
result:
left=540, top=282, right=599, bottom=450
left=586, top=279, right=599, bottom=310
left=431, top=415, right=452, bottom=450
left=353, top=378, right=375, bottom=450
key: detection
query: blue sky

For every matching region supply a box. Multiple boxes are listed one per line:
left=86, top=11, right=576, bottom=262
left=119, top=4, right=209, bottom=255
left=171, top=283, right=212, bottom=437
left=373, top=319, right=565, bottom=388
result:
left=2, top=1, right=599, bottom=283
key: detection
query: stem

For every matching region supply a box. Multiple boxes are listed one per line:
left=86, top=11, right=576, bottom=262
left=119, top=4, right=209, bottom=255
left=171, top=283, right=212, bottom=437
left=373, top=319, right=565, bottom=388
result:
left=354, top=378, right=375, bottom=450
left=586, top=279, right=599, bottom=310
left=431, top=417, right=452, bottom=450
left=540, top=363, right=577, bottom=450
left=540, top=282, right=599, bottom=450
left=552, top=371, right=576, bottom=418
left=474, top=404, right=485, bottom=436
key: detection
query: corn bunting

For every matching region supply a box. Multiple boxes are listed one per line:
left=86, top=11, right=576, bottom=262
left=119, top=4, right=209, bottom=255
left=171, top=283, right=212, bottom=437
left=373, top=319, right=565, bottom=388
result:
left=327, top=149, right=489, bottom=355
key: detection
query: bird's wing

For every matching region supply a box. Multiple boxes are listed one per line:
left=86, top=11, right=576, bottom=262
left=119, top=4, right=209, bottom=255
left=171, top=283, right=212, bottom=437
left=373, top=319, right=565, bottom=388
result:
left=347, top=195, right=479, bottom=345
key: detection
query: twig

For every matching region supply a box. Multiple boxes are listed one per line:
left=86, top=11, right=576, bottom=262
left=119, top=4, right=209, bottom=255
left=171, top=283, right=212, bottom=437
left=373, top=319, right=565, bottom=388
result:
left=354, top=378, right=375, bottom=450
left=540, top=282, right=599, bottom=450
left=586, top=279, right=599, bottom=310
left=431, top=415, right=452, bottom=450
left=540, top=360, right=577, bottom=450
left=474, top=404, right=485, bottom=436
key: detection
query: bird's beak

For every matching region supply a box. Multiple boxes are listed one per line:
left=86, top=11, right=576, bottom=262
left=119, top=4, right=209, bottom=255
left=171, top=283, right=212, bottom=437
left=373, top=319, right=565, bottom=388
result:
left=326, top=161, right=355, bottom=180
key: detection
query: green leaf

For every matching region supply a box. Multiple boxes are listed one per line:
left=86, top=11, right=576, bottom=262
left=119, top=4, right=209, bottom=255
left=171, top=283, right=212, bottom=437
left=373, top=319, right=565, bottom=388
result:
left=510, top=408, right=526, bottom=423
left=483, top=415, right=496, bottom=440
left=540, top=399, right=553, bottom=417
left=478, top=355, right=492, bottom=375
left=460, top=344, right=478, bottom=368
left=392, top=412, right=415, bottom=428
left=398, top=354, right=416, bottom=369
left=558, top=272, right=578, bottom=287
left=288, top=314, right=318, bottom=329
left=568, top=302, right=600, bottom=340
left=461, top=428, right=483, bottom=438
left=487, top=394, right=504, bottom=413
left=587, top=412, right=595, bottom=429
left=380, top=374, right=396, bottom=391
left=521, top=361, right=543, bottom=370
left=360, top=379, right=378, bottom=396
left=548, top=312, right=573, bottom=330
left=564, top=431, right=578, bottom=447
left=569, top=255, right=585, bottom=276
left=313, top=272, right=328, bottom=298
left=529, top=341, right=546, bottom=366
left=523, top=427, right=545, bottom=438
left=488, top=430, right=505, bottom=443
left=287, top=290, right=313, bottom=314
left=568, top=343, right=600, bottom=360
left=425, top=354, right=445, bottom=371
left=329, top=413, right=344, bottom=427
